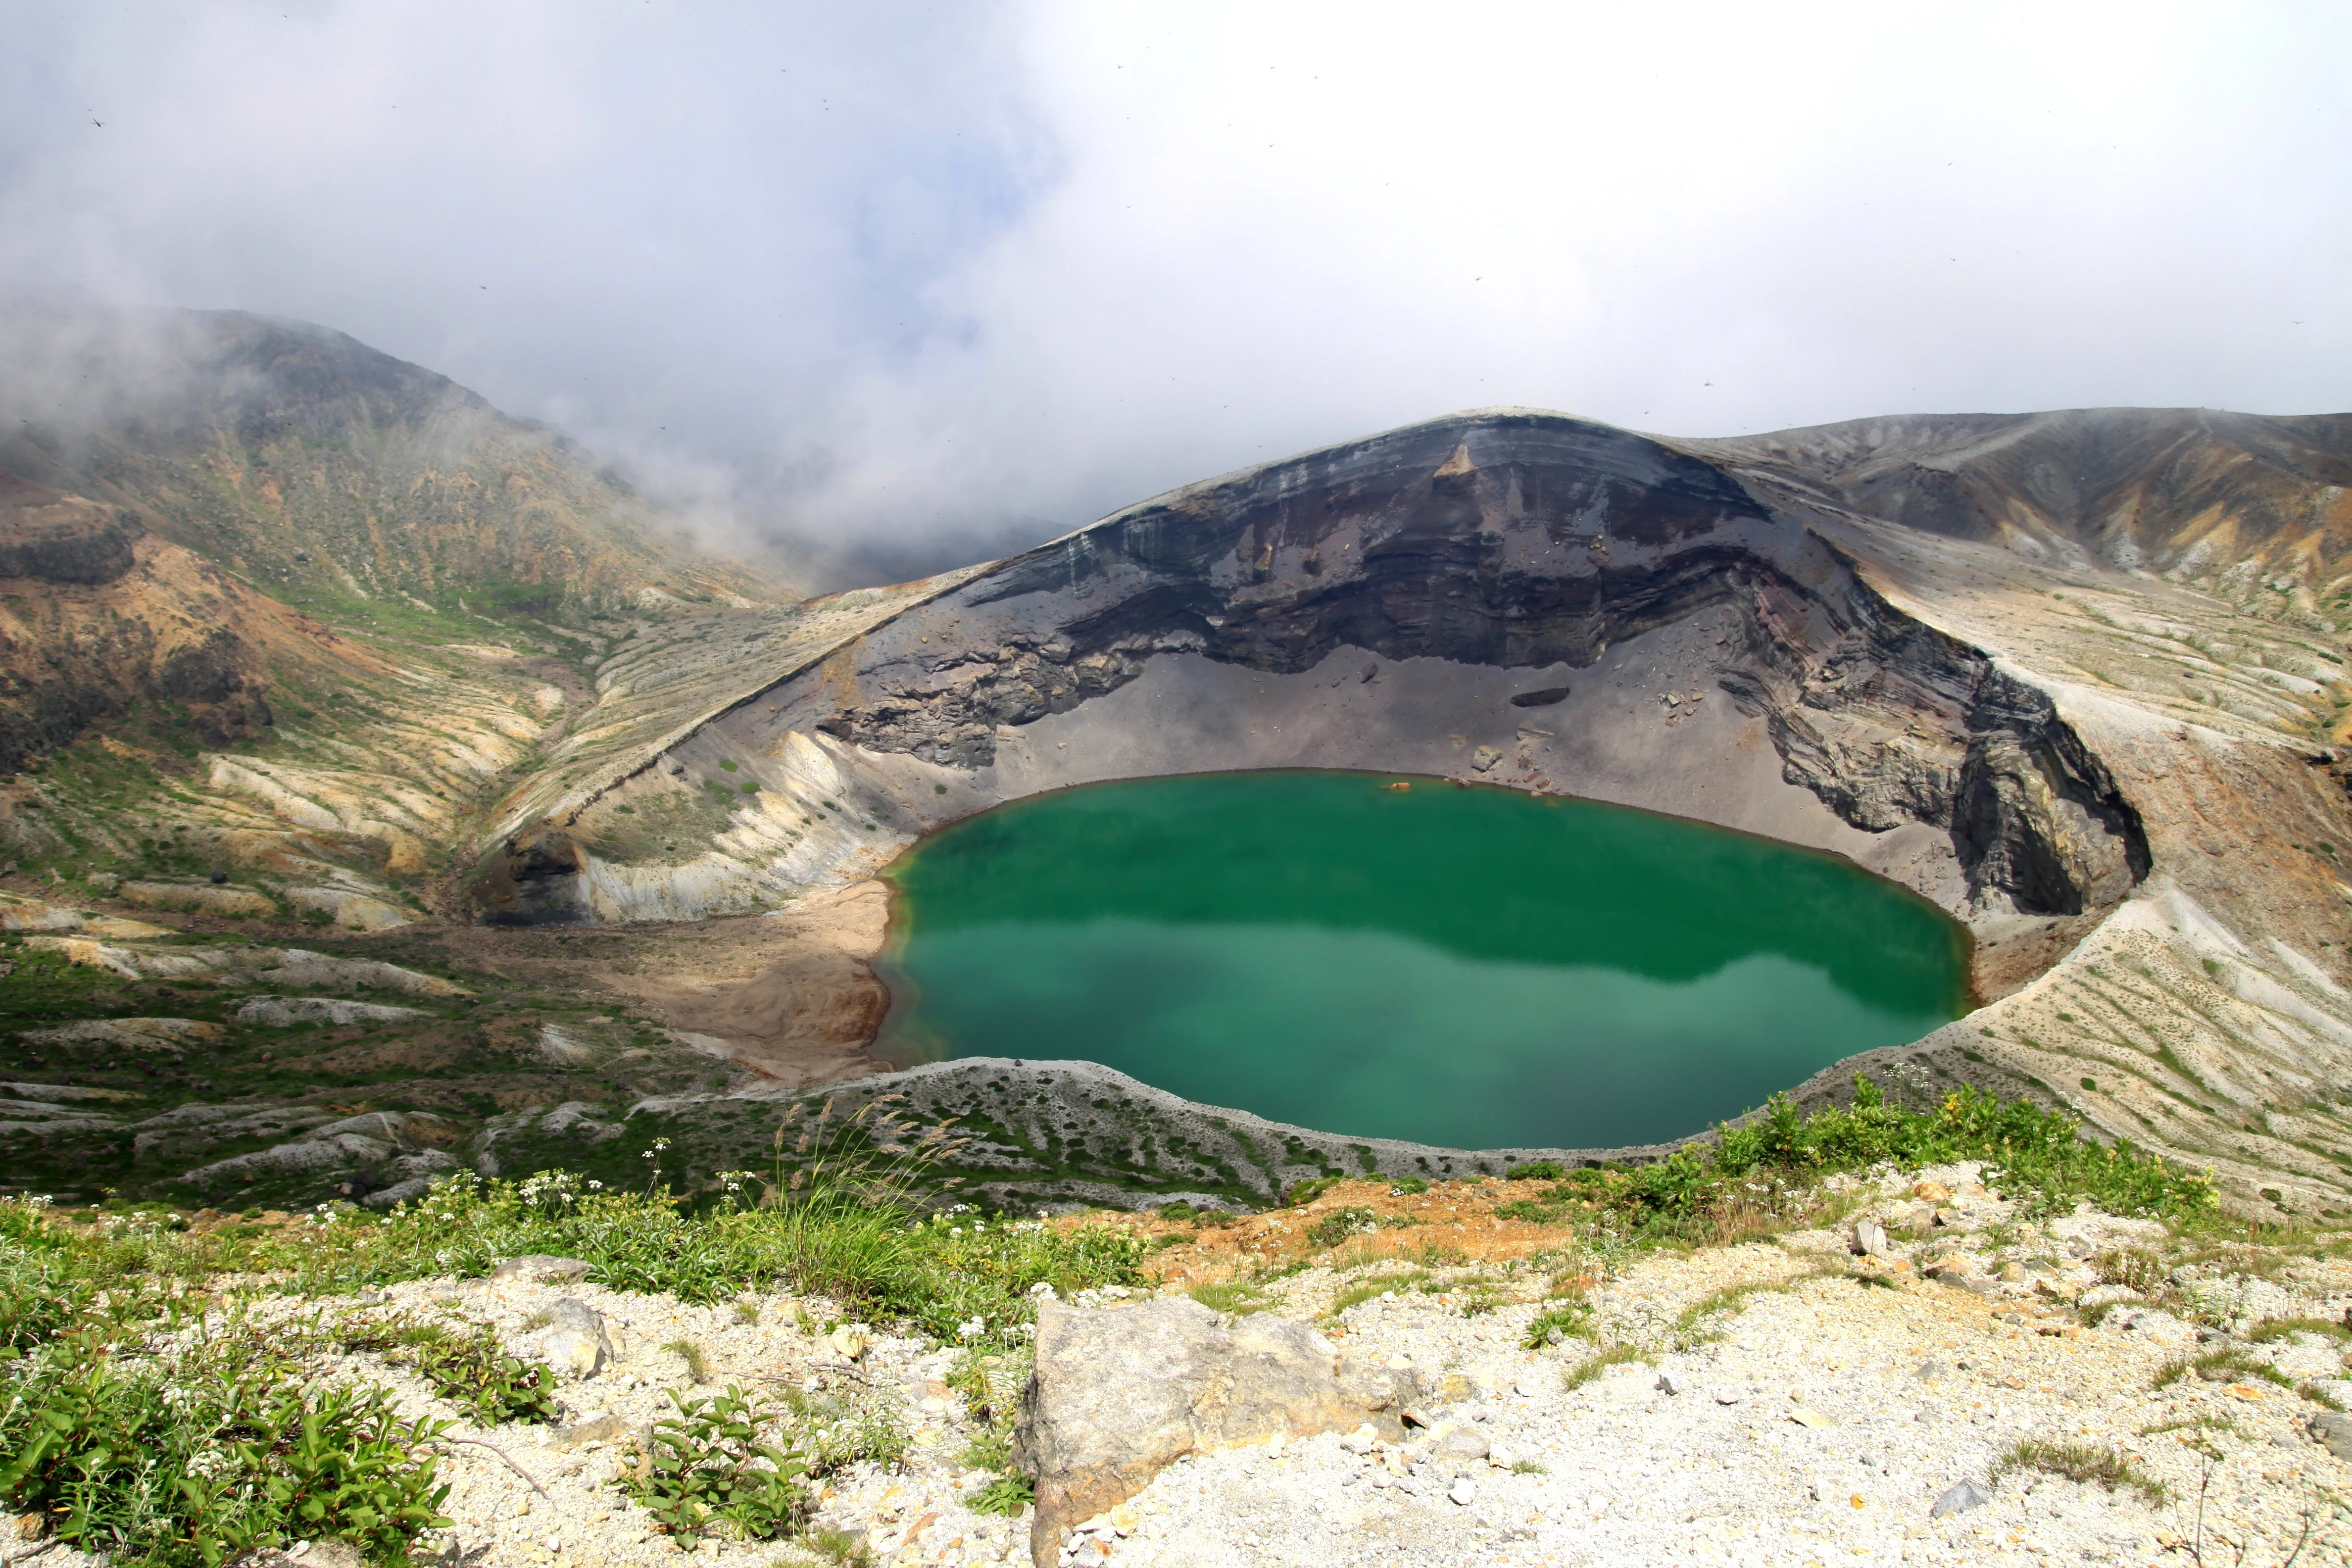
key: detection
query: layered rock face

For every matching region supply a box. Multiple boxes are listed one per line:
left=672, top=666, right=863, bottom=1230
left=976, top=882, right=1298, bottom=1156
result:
left=531, top=412, right=2147, bottom=941
left=471, top=407, right=2352, bottom=1216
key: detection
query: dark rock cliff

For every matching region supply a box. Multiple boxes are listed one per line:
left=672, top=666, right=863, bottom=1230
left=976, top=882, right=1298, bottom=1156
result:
left=784, top=411, right=2146, bottom=920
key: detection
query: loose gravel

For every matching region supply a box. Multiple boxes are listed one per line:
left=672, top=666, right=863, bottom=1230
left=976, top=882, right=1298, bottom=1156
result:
left=4, top=1163, right=2345, bottom=1568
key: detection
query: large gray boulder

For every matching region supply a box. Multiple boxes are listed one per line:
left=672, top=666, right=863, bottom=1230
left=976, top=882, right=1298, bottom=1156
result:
left=1012, top=1296, right=1420, bottom=1567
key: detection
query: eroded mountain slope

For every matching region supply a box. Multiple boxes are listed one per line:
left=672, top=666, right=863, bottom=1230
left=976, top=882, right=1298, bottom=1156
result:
left=0, top=299, right=783, bottom=613
left=465, top=408, right=2352, bottom=1218
left=9, top=391, right=2352, bottom=1221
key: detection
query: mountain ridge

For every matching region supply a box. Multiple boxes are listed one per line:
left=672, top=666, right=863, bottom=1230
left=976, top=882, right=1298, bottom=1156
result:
left=3, top=337, right=2350, bottom=1222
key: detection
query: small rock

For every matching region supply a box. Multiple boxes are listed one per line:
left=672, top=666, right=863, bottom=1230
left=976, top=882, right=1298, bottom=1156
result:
left=1339, top=1424, right=1379, bottom=1455
left=1912, top=1180, right=1953, bottom=1203
left=1913, top=1360, right=1945, bottom=1382
left=1654, top=1372, right=1681, bottom=1396
left=542, top=1297, right=613, bottom=1377
left=553, top=1413, right=627, bottom=1450
left=1069, top=1542, right=1106, bottom=1568
left=1931, top=1480, right=1992, bottom=1518
left=1789, top=1406, right=1831, bottom=1428
left=491, top=1254, right=594, bottom=1285
left=2311, top=1412, right=2352, bottom=1461
left=1470, top=746, right=1503, bottom=773
left=14, top=1514, right=47, bottom=1542
left=1401, top=1406, right=1435, bottom=1428
left=1438, top=1426, right=1490, bottom=1460
left=1448, top=1479, right=1477, bottom=1506
left=1713, top=1390, right=1741, bottom=1406
left=1512, top=1378, right=1541, bottom=1398
left=1486, top=1443, right=1517, bottom=1469
left=1998, top=1262, right=2025, bottom=1283
left=1852, top=1219, right=1891, bottom=1259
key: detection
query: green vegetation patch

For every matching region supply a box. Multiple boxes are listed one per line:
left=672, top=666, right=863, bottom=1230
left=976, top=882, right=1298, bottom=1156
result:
left=1991, top=1438, right=2167, bottom=1504
left=1528, top=1079, right=2220, bottom=1248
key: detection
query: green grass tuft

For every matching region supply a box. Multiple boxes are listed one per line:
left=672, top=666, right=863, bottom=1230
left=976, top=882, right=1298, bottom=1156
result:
left=1991, top=1438, right=2166, bottom=1504
left=1561, top=1342, right=1650, bottom=1390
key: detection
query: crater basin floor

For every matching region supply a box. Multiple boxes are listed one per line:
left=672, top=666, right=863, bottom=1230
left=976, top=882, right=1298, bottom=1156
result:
left=875, top=771, right=1969, bottom=1150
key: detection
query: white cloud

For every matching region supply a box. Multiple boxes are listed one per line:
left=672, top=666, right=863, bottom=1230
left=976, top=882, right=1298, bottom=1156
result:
left=2, top=1, right=2347, bottom=584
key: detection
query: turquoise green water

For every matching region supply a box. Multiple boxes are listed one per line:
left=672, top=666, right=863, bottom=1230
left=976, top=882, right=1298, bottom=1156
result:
left=875, top=772, right=1970, bottom=1150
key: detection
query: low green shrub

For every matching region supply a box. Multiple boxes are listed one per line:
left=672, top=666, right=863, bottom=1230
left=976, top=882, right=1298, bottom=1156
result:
left=336, top=1314, right=562, bottom=1426
left=1524, top=1300, right=1594, bottom=1348
left=1306, top=1208, right=1381, bottom=1248
left=622, top=1386, right=810, bottom=1542
left=1505, top=1161, right=1566, bottom=1180
left=0, top=1333, right=451, bottom=1567
left=966, top=1474, right=1034, bottom=1516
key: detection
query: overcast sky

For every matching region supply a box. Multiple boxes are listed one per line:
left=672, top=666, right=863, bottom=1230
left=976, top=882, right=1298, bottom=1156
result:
left=3, top=1, right=2348, bottom=585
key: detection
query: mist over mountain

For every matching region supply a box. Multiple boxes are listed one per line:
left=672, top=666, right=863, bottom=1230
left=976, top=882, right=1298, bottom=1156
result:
left=4, top=5, right=2348, bottom=584
left=0, top=296, right=795, bottom=608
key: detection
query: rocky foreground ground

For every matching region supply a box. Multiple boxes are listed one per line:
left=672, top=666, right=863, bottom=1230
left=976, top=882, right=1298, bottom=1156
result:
left=6, top=1165, right=2348, bottom=1568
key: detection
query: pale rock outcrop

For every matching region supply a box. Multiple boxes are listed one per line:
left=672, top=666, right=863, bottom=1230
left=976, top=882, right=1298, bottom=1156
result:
left=20, top=936, right=467, bottom=995
left=540, top=1297, right=615, bottom=1377
left=249, top=949, right=469, bottom=997
left=283, top=884, right=419, bottom=931
left=175, top=1109, right=455, bottom=1201
left=1012, top=1296, right=1421, bottom=1566
left=490, top=1255, right=596, bottom=1286
left=0, top=889, right=170, bottom=937
left=19, top=1017, right=225, bottom=1052
left=234, top=996, right=429, bottom=1027
left=119, top=880, right=276, bottom=918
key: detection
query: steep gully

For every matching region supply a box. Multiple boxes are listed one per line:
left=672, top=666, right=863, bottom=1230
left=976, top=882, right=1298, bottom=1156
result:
left=472, top=412, right=2352, bottom=1214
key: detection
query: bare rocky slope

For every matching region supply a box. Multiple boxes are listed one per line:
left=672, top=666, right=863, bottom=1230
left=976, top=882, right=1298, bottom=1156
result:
left=25, top=1163, right=2345, bottom=1568
left=7, top=391, right=2352, bottom=1221
left=450, top=408, right=2352, bottom=1219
